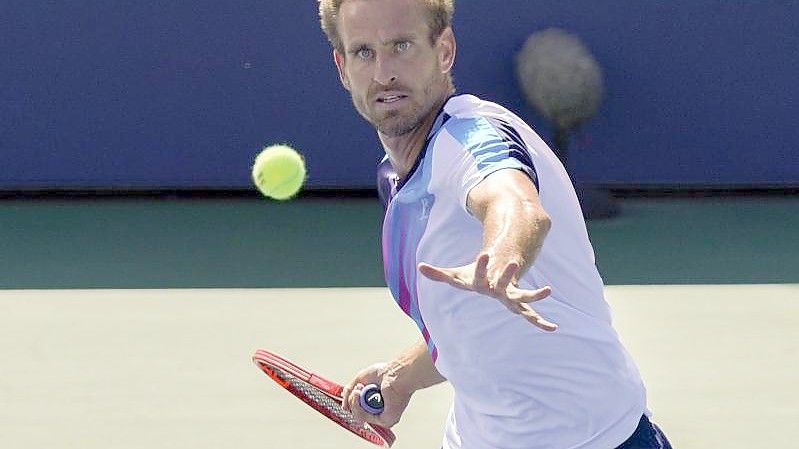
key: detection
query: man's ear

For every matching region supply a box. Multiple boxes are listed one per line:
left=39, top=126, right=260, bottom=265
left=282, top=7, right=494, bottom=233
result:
left=333, top=50, right=351, bottom=91
left=437, top=27, right=457, bottom=74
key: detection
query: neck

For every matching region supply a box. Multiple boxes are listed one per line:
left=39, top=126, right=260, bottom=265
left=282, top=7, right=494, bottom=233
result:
left=379, top=95, right=449, bottom=179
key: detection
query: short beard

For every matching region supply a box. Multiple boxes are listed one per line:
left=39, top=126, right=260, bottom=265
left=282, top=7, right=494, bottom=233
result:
left=374, top=108, right=427, bottom=137
left=367, top=83, right=437, bottom=138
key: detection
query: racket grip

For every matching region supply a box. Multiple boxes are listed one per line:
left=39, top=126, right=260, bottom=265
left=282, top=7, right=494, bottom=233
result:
left=358, top=384, right=384, bottom=415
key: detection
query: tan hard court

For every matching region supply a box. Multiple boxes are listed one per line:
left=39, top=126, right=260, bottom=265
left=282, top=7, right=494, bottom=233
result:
left=1, top=285, right=796, bottom=449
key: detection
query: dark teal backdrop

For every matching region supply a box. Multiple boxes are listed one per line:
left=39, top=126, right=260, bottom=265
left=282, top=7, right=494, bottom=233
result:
left=2, top=1, right=797, bottom=189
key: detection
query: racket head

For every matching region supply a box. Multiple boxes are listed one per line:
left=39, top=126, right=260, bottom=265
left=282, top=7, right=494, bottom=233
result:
left=252, top=349, right=396, bottom=447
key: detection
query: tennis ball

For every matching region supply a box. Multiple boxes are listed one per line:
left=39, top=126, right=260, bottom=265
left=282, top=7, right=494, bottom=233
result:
left=251, top=144, right=306, bottom=200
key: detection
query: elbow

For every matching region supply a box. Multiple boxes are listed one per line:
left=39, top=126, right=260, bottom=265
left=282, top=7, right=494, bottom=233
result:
left=520, top=199, right=551, bottom=235
left=537, top=209, right=552, bottom=236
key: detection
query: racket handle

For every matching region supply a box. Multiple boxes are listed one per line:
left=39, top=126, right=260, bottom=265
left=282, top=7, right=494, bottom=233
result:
left=358, top=384, right=384, bottom=415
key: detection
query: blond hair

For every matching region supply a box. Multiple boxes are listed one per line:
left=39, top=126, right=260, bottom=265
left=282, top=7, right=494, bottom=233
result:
left=319, top=0, right=454, bottom=54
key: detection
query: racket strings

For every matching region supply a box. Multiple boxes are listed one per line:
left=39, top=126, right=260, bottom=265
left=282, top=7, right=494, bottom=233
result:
left=270, top=364, right=385, bottom=445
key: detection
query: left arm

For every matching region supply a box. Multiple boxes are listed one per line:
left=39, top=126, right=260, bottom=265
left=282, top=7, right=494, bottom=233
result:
left=418, top=168, right=557, bottom=331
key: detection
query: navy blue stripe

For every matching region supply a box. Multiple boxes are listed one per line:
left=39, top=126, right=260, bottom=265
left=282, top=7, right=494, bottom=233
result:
left=397, top=112, right=451, bottom=192
left=484, top=117, right=539, bottom=189
left=478, top=153, right=515, bottom=165
left=469, top=140, right=507, bottom=158
left=375, top=104, right=453, bottom=207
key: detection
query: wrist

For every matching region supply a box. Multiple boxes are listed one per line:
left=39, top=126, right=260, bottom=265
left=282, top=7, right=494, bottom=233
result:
left=381, top=360, right=417, bottom=398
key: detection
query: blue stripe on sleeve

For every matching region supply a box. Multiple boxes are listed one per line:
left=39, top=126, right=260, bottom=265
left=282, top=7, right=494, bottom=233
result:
left=445, top=116, right=538, bottom=189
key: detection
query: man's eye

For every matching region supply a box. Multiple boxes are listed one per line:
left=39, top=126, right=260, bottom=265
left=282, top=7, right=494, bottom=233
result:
left=396, top=41, right=411, bottom=52
left=356, top=48, right=373, bottom=59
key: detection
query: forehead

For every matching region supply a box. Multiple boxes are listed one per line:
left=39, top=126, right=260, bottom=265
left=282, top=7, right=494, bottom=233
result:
left=338, top=0, right=430, bottom=46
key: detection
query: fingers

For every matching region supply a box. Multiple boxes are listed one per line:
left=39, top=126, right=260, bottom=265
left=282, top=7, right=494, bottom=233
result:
left=511, top=285, right=552, bottom=303
left=341, top=364, right=383, bottom=412
left=503, top=285, right=557, bottom=331
left=346, top=383, right=381, bottom=424
left=418, top=254, right=490, bottom=291
left=418, top=256, right=558, bottom=331
left=518, top=302, right=558, bottom=332
left=341, top=379, right=358, bottom=412
left=418, top=262, right=472, bottom=291
left=473, top=253, right=490, bottom=289
left=493, top=261, right=519, bottom=293
left=346, top=383, right=366, bottom=418
left=418, top=262, right=455, bottom=283
left=345, top=383, right=401, bottom=428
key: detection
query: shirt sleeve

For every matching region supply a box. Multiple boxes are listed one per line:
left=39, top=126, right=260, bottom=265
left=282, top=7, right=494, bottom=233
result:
left=442, top=116, right=538, bottom=212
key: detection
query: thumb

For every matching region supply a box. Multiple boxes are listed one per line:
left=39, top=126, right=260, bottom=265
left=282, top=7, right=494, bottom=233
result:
left=417, top=262, right=454, bottom=284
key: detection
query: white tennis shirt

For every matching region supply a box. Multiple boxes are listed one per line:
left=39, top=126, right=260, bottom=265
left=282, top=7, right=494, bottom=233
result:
left=377, top=94, right=647, bottom=449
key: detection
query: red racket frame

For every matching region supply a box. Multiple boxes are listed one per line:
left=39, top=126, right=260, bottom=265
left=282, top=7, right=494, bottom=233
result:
left=252, top=349, right=396, bottom=447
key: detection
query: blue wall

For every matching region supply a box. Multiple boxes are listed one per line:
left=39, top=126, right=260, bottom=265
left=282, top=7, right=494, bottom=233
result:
left=2, top=1, right=797, bottom=189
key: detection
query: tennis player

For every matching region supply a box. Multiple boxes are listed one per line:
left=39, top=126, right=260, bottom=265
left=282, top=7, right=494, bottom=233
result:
left=318, top=1, right=672, bottom=448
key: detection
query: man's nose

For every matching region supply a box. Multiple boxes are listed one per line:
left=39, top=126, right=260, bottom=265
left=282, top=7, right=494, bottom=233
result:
left=373, top=54, right=398, bottom=86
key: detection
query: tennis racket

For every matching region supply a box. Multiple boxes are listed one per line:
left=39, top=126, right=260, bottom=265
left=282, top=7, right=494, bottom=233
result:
left=252, top=349, right=396, bottom=447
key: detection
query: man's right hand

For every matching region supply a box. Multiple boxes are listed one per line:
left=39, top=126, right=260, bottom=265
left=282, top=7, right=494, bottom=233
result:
left=418, top=253, right=557, bottom=331
left=341, top=362, right=413, bottom=428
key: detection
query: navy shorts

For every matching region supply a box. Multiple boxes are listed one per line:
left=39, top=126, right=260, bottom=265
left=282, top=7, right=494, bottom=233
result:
left=438, top=414, right=672, bottom=448
left=615, top=415, right=672, bottom=449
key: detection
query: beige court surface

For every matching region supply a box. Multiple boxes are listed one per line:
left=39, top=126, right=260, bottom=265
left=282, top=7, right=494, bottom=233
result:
left=1, top=285, right=797, bottom=449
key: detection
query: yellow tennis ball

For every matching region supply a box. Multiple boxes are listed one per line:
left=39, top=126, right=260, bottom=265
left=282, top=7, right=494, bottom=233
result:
left=251, top=144, right=306, bottom=200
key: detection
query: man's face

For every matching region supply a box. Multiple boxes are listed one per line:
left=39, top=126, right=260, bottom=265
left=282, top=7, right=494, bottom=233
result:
left=334, top=0, right=455, bottom=138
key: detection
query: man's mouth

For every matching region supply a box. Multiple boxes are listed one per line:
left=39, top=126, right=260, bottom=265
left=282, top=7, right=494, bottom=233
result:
left=377, top=94, right=407, bottom=104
